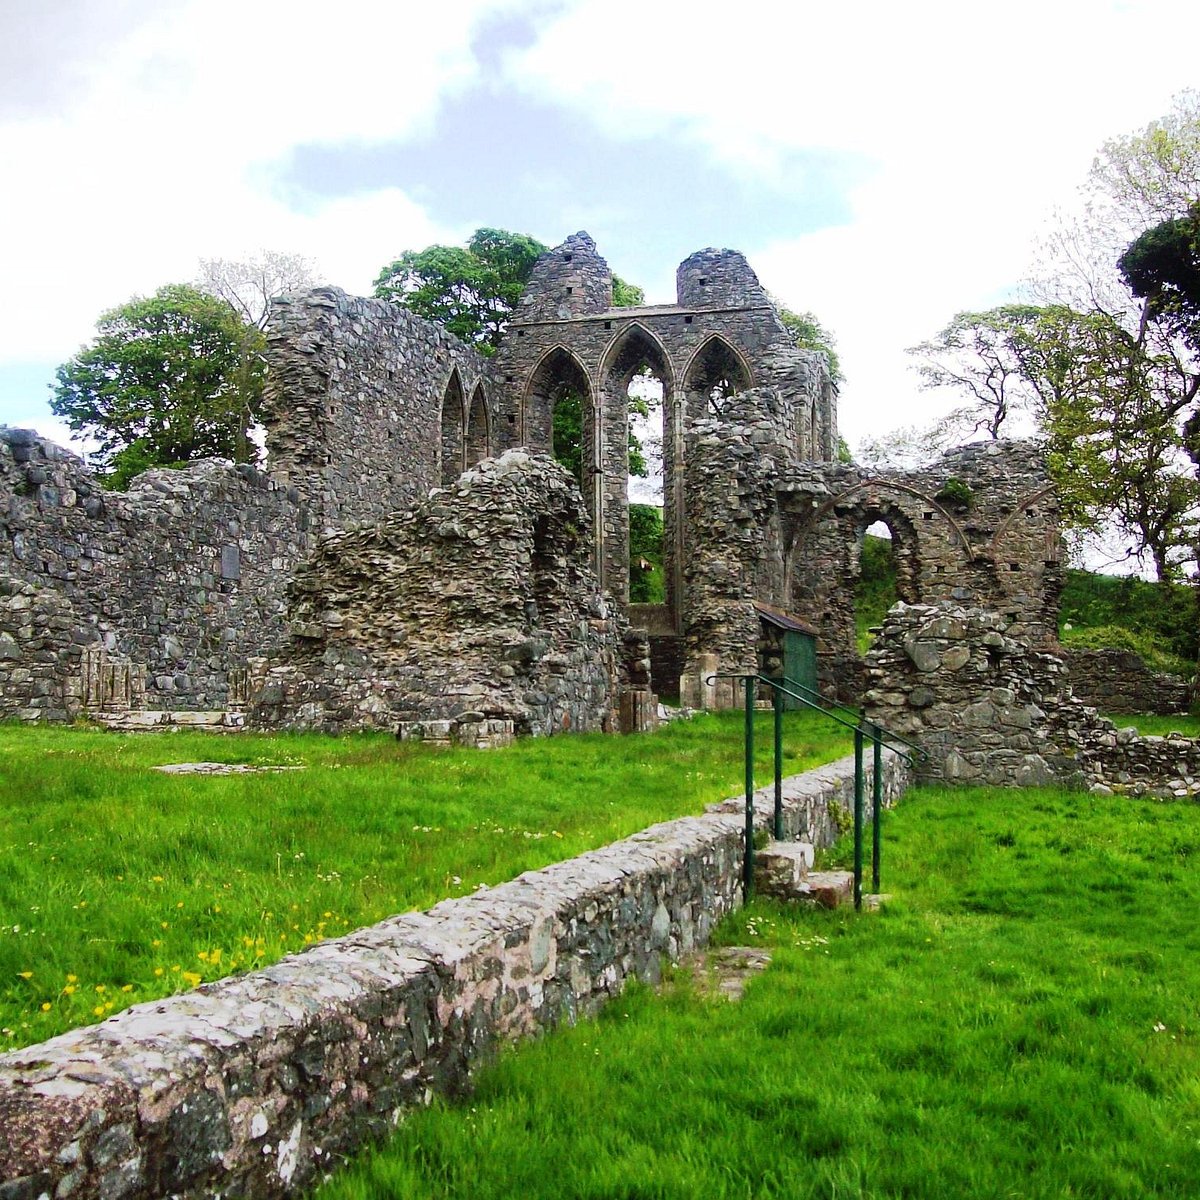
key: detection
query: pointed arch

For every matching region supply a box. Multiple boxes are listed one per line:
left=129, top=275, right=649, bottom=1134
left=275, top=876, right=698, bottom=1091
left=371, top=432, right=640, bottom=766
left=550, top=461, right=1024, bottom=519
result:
left=681, top=334, right=753, bottom=419
left=440, top=368, right=466, bottom=485
left=599, top=321, right=675, bottom=394
left=523, top=344, right=600, bottom=582
left=523, top=345, right=593, bottom=474
left=465, top=382, right=491, bottom=468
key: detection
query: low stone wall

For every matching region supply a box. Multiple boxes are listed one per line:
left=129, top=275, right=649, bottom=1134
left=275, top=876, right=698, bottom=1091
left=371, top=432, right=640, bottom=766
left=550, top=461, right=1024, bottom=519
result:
left=0, top=751, right=911, bottom=1199
left=1060, top=646, right=1191, bottom=716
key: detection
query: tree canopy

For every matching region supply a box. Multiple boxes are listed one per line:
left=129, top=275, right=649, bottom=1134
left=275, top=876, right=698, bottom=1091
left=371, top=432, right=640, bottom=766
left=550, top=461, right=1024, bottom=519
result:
left=898, top=93, right=1200, bottom=582
left=195, top=251, right=316, bottom=330
left=52, top=285, right=264, bottom=489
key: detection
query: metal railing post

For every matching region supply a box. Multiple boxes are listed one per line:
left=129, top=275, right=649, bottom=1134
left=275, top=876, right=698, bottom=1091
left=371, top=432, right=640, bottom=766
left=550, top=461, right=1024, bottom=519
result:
left=773, top=683, right=784, bottom=840
left=853, top=725, right=864, bottom=912
left=872, top=722, right=883, bottom=894
left=743, top=675, right=755, bottom=901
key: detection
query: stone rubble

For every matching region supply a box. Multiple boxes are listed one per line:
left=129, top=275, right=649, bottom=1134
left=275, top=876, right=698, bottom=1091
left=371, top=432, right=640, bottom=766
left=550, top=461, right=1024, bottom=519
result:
left=863, top=600, right=1200, bottom=799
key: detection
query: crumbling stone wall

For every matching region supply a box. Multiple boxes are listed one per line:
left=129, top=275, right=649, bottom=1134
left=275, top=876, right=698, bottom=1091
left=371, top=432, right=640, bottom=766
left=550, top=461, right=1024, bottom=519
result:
left=862, top=601, right=1200, bottom=798
left=0, top=428, right=314, bottom=717
left=782, top=440, right=1063, bottom=700
left=264, top=288, right=494, bottom=530
left=250, top=451, right=628, bottom=741
left=1058, top=646, right=1191, bottom=715
left=0, top=750, right=911, bottom=1200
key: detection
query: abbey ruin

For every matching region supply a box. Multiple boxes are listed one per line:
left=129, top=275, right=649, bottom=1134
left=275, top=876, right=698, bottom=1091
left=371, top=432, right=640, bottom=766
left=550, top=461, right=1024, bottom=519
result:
left=0, top=233, right=1093, bottom=738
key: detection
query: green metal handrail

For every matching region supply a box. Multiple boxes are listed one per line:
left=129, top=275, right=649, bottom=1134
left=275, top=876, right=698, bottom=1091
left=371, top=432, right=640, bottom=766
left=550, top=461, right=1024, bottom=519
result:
left=706, top=671, right=919, bottom=911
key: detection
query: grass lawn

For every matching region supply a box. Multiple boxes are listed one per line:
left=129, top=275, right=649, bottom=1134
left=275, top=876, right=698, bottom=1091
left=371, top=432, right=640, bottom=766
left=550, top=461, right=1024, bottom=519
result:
left=1102, top=713, right=1200, bottom=738
left=0, top=711, right=850, bottom=1049
left=318, top=785, right=1200, bottom=1200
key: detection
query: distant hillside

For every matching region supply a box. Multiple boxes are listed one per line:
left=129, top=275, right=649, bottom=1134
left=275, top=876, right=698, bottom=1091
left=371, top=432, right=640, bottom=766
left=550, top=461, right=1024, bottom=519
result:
left=855, top=537, right=1195, bottom=677
left=1059, top=568, right=1195, bottom=678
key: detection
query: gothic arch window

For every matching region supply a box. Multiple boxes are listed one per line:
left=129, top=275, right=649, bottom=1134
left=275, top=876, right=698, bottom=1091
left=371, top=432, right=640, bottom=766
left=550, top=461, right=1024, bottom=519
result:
left=465, top=383, right=490, bottom=468
left=600, top=322, right=673, bottom=499
left=525, top=346, right=593, bottom=486
left=440, top=369, right=466, bottom=485
left=682, top=334, right=753, bottom=419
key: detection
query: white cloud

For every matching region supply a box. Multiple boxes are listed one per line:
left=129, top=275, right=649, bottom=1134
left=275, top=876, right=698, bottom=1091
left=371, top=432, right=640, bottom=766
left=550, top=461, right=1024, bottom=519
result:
left=506, top=0, right=1200, bottom=449
left=0, top=0, right=502, bottom=366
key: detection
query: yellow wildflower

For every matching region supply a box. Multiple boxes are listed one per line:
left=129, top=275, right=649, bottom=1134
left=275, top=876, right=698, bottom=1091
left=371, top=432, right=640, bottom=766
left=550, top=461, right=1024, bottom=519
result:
left=41, top=1002, right=51, bottom=1012
left=182, top=971, right=202, bottom=987
left=63, top=985, right=76, bottom=996
left=154, top=968, right=164, bottom=977
left=17, top=971, right=32, bottom=980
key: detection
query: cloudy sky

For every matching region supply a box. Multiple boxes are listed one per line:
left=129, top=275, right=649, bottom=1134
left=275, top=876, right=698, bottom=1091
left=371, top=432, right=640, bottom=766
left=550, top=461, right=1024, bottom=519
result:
left=2, top=0, right=1198, bottom=458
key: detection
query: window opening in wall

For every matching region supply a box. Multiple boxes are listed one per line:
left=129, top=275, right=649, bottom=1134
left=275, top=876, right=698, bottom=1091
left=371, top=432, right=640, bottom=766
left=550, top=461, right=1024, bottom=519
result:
left=683, top=335, right=751, bottom=419
left=465, top=384, right=490, bottom=469
left=684, top=315, right=693, bottom=324
left=552, top=388, right=586, bottom=485
left=856, top=520, right=897, bottom=654
left=627, top=366, right=665, bottom=603
left=440, top=369, right=466, bottom=485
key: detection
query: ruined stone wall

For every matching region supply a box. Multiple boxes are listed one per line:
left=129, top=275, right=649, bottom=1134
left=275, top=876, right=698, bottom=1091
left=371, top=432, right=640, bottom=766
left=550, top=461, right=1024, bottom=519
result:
left=264, top=288, right=494, bottom=530
left=678, top=406, right=783, bottom=706
left=862, top=601, right=1200, bottom=799
left=0, top=751, right=912, bottom=1200
left=1059, top=646, right=1191, bottom=716
left=783, top=440, right=1062, bottom=699
left=0, top=428, right=314, bottom=717
left=250, top=451, right=625, bottom=740
left=491, top=234, right=833, bottom=608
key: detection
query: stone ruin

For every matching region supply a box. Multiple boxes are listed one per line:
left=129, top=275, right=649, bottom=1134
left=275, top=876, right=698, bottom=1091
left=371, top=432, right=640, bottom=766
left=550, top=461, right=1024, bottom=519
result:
left=252, top=450, right=632, bottom=742
left=863, top=601, right=1200, bottom=799
left=0, top=230, right=1108, bottom=741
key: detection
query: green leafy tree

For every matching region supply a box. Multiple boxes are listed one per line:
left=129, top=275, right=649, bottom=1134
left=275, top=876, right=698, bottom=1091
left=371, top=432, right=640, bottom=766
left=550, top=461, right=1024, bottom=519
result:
left=52, top=285, right=264, bottom=489
left=1119, top=202, right=1200, bottom=349
left=628, top=503, right=665, bottom=603
left=374, top=229, right=545, bottom=352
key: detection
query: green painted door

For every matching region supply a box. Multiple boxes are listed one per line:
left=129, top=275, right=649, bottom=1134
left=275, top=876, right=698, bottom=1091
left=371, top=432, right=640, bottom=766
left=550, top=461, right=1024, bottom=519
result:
left=783, top=630, right=817, bottom=710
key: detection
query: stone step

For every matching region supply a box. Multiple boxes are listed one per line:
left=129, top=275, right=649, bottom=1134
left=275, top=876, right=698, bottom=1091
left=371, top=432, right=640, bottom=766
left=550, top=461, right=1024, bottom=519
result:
left=753, top=840, right=815, bottom=895
left=801, top=871, right=855, bottom=908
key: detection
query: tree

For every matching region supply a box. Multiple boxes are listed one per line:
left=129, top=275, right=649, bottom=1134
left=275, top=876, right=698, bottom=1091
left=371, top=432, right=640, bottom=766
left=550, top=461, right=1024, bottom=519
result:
left=195, top=251, right=316, bottom=330
left=191, top=251, right=316, bottom=460
left=1119, top=202, right=1200, bottom=349
left=628, top=503, right=665, bottom=603
left=907, top=305, right=1051, bottom=441
left=895, top=96, right=1200, bottom=582
left=52, top=285, right=264, bottom=489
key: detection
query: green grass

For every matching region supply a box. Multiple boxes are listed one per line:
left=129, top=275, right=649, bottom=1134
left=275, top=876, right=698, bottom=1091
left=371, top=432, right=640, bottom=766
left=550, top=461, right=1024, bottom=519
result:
left=0, top=712, right=850, bottom=1049
left=1060, top=568, right=1196, bottom=676
left=1101, top=713, right=1200, bottom=737
left=318, top=785, right=1200, bottom=1200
